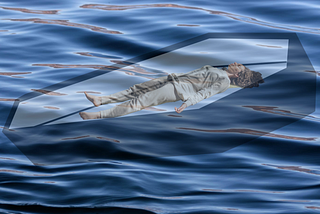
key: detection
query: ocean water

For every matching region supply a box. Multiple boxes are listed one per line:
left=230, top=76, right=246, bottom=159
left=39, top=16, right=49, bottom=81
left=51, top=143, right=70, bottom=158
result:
left=1, top=0, right=320, bottom=213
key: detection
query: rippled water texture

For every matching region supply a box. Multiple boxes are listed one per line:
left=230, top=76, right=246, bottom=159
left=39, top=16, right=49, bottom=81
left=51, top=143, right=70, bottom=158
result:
left=1, top=1, right=320, bottom=213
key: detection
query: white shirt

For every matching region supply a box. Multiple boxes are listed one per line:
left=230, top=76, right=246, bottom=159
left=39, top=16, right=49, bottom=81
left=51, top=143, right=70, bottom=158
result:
left=167, top=65, right=230, bottom=107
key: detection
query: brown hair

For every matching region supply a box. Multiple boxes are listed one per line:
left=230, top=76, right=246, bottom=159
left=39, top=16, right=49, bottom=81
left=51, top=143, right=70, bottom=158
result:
left=222, top=67, right=265, bottom=89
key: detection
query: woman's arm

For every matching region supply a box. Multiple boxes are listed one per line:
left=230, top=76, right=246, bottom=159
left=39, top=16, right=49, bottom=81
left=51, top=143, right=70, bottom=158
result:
left=175, top=103, right=187, bottom=113
left=184, top=81, right=223, bottom=107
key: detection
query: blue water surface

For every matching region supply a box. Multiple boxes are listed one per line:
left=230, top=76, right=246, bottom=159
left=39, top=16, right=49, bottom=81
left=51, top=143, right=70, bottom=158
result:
left=1, top=0, right=320, bottom=213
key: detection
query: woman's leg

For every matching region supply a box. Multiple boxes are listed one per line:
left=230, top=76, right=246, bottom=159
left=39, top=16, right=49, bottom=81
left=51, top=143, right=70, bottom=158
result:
left=99, top=75, right=169, bottom=105
left=97, top=82, right=180, bottom=119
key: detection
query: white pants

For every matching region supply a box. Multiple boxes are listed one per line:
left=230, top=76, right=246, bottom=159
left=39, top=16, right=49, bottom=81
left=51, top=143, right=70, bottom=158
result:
left=99, top=78, right=181, bottom=118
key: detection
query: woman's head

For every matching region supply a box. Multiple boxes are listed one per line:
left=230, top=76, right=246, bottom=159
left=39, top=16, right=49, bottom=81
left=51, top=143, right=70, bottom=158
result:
left=227, top=62, right=245, bottom=78
left=223, top=63, right=265, bottom=88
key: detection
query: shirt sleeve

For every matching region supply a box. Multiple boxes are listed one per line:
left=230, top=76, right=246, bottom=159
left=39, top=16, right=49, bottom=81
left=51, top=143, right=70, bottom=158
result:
left=184, top=81, right=224, bottom=107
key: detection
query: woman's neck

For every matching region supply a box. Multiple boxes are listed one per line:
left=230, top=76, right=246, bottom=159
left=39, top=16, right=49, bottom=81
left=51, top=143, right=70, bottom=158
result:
left=224, top=69, right=235, bottom=79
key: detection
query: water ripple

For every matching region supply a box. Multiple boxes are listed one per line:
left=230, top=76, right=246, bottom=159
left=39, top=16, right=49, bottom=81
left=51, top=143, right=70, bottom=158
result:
left=2, top=18, right=123, bottom=34
left=80, top=3, right=320, bottom=35
left=1, top=1, right=320, bottom=213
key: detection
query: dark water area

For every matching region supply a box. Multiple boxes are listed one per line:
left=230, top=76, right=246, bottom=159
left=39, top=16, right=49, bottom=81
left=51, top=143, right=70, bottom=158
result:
left=1, top=0, right=320, bottom=213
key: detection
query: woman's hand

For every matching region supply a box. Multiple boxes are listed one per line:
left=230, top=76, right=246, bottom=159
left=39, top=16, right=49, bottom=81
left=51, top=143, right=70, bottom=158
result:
left=175, top=103, right=187, bottom=113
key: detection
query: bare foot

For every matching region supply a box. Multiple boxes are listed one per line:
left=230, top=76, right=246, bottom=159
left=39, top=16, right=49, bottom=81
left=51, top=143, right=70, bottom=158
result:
left=79, top=111, right=101, bottom=120
left=84, top=92, right=101, bottom=107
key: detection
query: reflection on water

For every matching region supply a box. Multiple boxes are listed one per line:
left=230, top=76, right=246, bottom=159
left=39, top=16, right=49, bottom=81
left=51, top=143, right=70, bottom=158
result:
left=0, top=0, right=319, bottom=213
left=4, top=18, right=123, bottom=34
left=306, top=206, right=320, bottom=210
left=203, top=188, right=284, bottom=194
left=61, top=134, right=120, bottom=143
left=177, top=24, right=200, bottom=27
left=80, top=3, right=320, bottom=34
left=176, top=127, right=317, bottom=141
left=75, top=52, right=123, bottom=59
left=0, top=157, right=16, bottom=160
left=43, top=106, right=59, bottom=110
left=0, top=6, right=59, bottom=14
left=244, top=105, right=320, bottom=122
left=277, top=199, right=311, bottom=202
left=0, top=126, right=15, bottom=132
left=305, top=69, right=320, bottom=76
left=256, top=44, right=283, bottom=48
left=0, top=98, right=19, bottom=101
left=31, top=89, right=67, bottom=96
left=0, top=72, right=32, bottom=78
left=263, top=164, right=320, bottom=176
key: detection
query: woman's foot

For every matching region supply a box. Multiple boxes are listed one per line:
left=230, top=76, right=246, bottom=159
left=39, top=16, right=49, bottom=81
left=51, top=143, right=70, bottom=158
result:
left=79, top=111, right=101, bottom=120
left=84, top=92, right=101, bottom=107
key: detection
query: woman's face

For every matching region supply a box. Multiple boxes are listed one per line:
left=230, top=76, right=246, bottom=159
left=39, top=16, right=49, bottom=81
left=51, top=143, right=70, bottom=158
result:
left=228, top=62, right=246, bottom=78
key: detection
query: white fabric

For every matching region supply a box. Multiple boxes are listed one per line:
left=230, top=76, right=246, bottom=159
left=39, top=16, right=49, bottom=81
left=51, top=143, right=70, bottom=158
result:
left=98, top=65, right=231, bottom=118
left=167, top=65, right=230, bottom=107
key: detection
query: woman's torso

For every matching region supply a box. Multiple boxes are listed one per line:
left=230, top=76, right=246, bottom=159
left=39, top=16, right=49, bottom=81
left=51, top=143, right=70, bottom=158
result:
left=167, top=66, right=229, bottom=101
